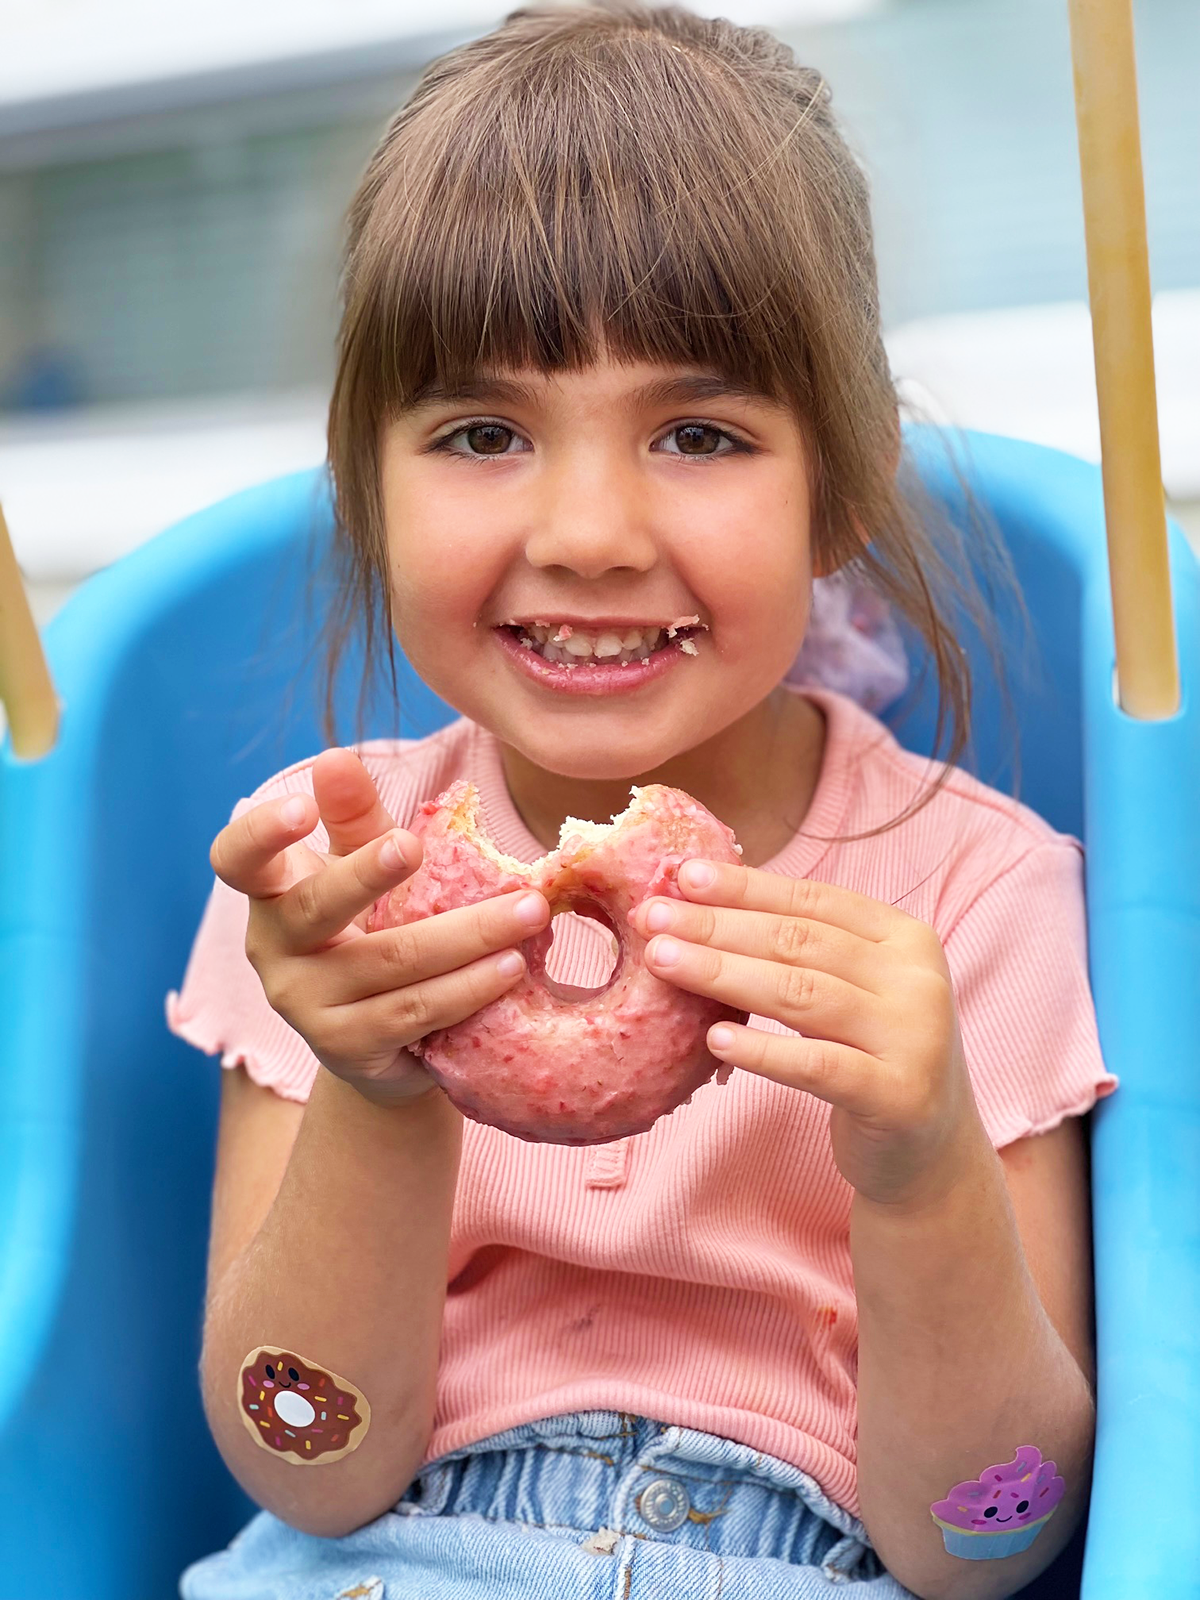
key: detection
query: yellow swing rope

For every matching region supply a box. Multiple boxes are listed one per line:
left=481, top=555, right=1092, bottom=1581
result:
left=0, top=502, right=59, bottom=761
left=1068, top=0, right=1179, bottom=718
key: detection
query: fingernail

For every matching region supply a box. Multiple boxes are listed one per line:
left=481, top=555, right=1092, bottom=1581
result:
left=681, top=860, right=715, bottom=890
left=380, top=832, right=405, bottom=870
left=649, top=936, right=681, bottom=967
left=709, top=1025, right=735, bottom=1054
left=644, top=901, right=673, bottom=933
left=281, top=798, right=306, bottom=827
left=496, top=950, right=525, bottom=978
left=515, top=892, right=546, bottom=927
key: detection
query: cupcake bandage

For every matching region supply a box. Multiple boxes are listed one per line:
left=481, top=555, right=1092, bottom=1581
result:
left=237, top=1348, right=370, bottom=1465
left=930, top=1445, right=1065, bottom=1560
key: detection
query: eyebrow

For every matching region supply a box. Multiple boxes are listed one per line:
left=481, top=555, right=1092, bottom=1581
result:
left=409, top=372, right=787, bottom=413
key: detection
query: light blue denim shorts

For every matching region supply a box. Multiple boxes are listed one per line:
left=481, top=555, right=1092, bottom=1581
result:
left=180, top=1410, right=916, bottom=1598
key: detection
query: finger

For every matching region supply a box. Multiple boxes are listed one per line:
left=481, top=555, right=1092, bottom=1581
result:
left=704, top=1021, right=881, bottom=1115
left=671, top=859, right=899, bottom=943
left=273, top=825, right=428, bottom=954
left=644, top=936, right=889, bottom=1054
left=314, top=887, right=551, bottom=1002
left=210, top=795, right=327, bottom=901
left=629, top=897, right=884, bottom=994
left=312, top=747, right=399, bottom=859
left=323, top=944, right=533, bottom=1060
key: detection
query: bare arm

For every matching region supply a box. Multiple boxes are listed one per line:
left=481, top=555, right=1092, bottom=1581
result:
left=853, top=1115, right=1096, bottom=1600
left=201, top=1066, right=463, bottom=1538
left=197, top=747, right=549, bottom=1537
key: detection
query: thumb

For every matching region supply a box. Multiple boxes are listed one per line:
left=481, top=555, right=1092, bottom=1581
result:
left=310, top=746, right=409, bottom=861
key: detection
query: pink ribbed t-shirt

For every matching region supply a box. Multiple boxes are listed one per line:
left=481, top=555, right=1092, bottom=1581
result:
left=165, top=685, right=1117, bottom=1519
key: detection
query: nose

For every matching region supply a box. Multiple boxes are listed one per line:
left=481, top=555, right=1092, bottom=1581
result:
left=523, top=454, right=658, bottom=579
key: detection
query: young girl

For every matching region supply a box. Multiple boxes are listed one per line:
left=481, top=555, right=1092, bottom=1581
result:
left=166, top=3, right=1117, bottom=1595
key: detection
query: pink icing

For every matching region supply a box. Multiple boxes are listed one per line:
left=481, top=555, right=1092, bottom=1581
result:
left=367, top=779, right=746, bottom=1144
left=931, top=1446, right=1065, bottom=1532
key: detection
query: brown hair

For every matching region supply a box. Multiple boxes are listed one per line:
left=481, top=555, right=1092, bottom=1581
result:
left=314, top=0, right=1027, bottom=838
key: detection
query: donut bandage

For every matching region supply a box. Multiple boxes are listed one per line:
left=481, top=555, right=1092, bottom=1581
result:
left=237, top=1348, right=371, bottom=1465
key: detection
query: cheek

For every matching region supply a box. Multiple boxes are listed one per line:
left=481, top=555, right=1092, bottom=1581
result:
left=716, top=553, right=813, bottom=655
left=386, top=538, right=485, bottom=634
left=700, top=491, right=813, bottom=628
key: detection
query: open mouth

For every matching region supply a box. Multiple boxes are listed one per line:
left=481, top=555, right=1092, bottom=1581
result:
left=499, top=618, right=704, bottom=668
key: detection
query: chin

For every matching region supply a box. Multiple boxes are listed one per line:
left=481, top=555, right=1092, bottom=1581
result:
left=517, top=735, right=678, bottom=783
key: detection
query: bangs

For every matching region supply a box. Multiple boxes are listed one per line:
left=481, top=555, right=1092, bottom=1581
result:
left=342, top=20, right=841, bottom=417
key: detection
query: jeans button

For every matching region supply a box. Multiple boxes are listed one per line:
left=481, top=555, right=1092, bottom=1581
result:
left=637, top=1475, right=691, bottom=1532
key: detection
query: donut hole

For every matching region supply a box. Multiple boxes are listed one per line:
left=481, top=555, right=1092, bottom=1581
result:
left=541, top=899, right=620, bottom=1002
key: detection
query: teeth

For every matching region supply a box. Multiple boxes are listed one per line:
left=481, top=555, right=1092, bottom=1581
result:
left=508, top=620, right=704, bottom=666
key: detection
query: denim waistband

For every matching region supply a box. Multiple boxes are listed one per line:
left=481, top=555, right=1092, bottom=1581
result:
left=397, top=1410, right=886, bottom=1585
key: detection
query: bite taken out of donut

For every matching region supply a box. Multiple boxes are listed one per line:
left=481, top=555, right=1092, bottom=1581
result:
left=366, top=780, right=748, bottom=1145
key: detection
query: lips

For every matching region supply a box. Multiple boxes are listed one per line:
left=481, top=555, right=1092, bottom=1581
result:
left=500, top=613, right=702, bottom=631
left=493, top=622, right=698, bottom=696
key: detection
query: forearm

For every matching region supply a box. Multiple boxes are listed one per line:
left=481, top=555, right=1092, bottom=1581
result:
left=852, top=1117, right=1095, bottom=1600
left=202, top=1067, right=463, bottom=1537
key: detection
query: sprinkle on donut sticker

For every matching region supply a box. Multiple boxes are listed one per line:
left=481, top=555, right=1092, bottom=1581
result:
left=237, top=1348, right=371, bottom=1465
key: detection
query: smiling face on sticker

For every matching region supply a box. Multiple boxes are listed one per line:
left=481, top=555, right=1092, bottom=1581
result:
left=931, top=1445, right=1066, bottom=1533
left=961, top=1485, right=1035, bottom=1527
left=236, top=1347, right=371, bottom=1466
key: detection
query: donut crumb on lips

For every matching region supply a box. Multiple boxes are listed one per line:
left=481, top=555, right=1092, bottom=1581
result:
left=500, top=615, right=707, bottom=666
left=367, top=779, right=747, bottom=1144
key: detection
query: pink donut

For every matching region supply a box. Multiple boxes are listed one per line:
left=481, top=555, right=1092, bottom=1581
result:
left=367, top=779, right=747, bottom=1144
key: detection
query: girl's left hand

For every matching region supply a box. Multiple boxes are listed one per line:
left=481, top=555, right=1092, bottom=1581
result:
left=628, top=858, right=988, bottom=1210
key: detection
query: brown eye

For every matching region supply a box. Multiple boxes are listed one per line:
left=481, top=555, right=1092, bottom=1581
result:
left=465, top=424, right=513, bottom=455
left=673, top=423, right=722, bottom=455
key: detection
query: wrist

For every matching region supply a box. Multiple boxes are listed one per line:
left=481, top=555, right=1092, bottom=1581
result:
left=316, top=1045, right=453, bottom=1113
left=313, top=1060, right=460, bottom=1127
left=851, top=1114, right=997, bottom=1224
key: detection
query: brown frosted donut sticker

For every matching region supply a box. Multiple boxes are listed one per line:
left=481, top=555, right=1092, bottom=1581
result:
left=237, top=1348, right=370, bottom=1465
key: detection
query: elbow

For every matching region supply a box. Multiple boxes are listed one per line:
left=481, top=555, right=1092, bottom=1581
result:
left=200, top=1360, right=428, bottom=1540
left=269, top=1434, right=428, bottom=1538
left=282, top=1493, right=406, bottom=1541
left=895, top=1575, right=991, bottom=1600
left=214, top=1429, right=425, bottom=1541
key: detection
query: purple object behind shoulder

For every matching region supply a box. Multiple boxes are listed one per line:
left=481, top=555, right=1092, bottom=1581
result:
left=786, top=571, right=909, bottom=714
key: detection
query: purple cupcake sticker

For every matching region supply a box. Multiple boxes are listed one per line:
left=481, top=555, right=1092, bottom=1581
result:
left=930, top=1445, right=1065, bottom=1560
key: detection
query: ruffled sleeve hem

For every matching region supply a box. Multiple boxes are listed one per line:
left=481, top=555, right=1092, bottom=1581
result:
left=982, top=1074, right=1119, bottom=1151
left=942, top=839, right=1119, bottom=1153
left=165, top=987, right=320, bottom=1105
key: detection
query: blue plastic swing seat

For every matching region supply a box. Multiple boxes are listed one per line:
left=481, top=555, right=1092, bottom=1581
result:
left=1, top=427, right=1198, bottom=1599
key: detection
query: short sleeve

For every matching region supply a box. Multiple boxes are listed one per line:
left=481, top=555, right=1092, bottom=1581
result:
left=943, top=839, right=1119, bottom=1149
left=165, top=782, right=326, bottom=1104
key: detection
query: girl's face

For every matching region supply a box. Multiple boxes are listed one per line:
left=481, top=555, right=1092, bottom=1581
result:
left=379, top=352, right=816, bottom=786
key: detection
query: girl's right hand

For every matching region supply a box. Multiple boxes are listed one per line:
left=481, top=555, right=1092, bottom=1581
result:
left=208, top=746, right=550, bottom=1107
